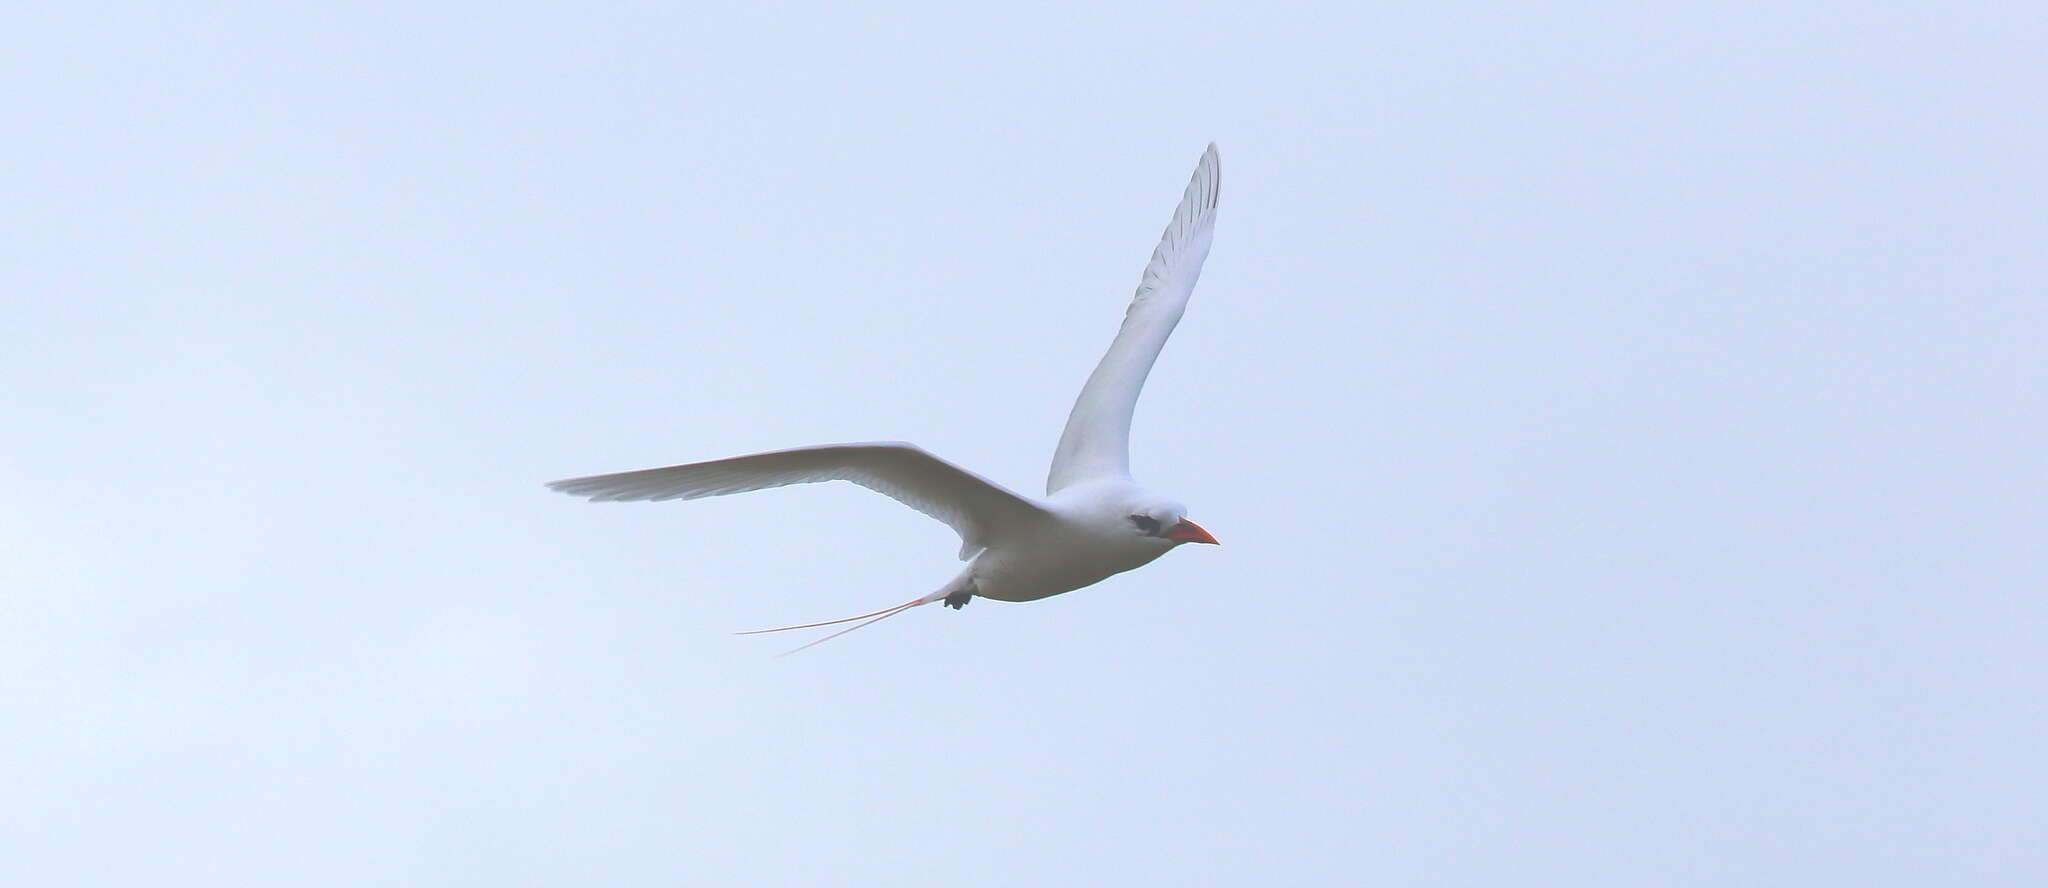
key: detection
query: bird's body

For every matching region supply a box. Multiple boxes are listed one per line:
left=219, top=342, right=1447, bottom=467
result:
left=550, top=145, right=1224, bottom=650
left=964, top=478, right=1187, bottom=603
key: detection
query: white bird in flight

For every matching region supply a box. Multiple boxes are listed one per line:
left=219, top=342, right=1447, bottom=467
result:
left=549, top=144, right=1223, bottom=652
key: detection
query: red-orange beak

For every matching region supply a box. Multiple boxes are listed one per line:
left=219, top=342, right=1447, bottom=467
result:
left=1164, top=519, right=1219, bottom=545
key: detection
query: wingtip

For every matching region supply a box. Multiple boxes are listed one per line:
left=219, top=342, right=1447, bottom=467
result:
left=544, top=478, right=613, bottom=502
left=1191, top=143, right=1220, bottom=209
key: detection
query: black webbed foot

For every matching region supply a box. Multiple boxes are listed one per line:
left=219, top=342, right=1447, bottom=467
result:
left=943, top=589, right=972, bottom=610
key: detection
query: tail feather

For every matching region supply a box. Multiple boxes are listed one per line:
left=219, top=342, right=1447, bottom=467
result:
left=772, top=604, right=922, bottom=656
left=734, top=597, right=929, bottom=635
left=736, top=590, right=950, bottom=655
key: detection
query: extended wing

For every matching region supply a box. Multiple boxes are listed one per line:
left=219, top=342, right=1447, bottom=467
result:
left=548, top=442, right=1051, bottom=559
left=1046, top=144, right=1219, bottom=494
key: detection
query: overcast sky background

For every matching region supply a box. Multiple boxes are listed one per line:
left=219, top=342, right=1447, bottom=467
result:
left=6, top=2, right=2044, bottom=885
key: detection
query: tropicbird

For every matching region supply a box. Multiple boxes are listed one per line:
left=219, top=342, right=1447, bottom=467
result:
left=549, top=145, right=1224, bottom=652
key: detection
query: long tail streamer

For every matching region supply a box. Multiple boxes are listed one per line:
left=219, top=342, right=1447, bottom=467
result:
left=736, top=594, right=938, bottom=656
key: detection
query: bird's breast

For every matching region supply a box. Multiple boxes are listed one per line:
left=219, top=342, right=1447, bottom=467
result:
left=967, top=528, right=1167, bottom=603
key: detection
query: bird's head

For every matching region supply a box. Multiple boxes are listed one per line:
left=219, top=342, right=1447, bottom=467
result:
left=1121, top=499, right=1219, bottom=547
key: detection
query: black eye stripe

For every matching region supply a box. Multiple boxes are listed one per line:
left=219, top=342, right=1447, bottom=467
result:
left=1128, top=515, right=1161, bottom=534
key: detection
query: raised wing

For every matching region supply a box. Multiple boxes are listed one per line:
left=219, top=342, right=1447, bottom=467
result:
left=1047, top=144, right=1219, bottom=494
left=548, top=442, right=1052, bottom=559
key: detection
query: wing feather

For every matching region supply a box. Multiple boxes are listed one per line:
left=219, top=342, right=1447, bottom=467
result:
left=548, top=442, right=1050, bottom=559
left=1047, top=144, right=1219, bottom=493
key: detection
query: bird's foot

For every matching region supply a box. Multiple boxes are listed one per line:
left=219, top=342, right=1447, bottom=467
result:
left=943, top=590, right=972, bottom=610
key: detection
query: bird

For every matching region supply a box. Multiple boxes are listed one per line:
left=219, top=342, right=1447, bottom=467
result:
left=548, top=144, right=1223, bottom=652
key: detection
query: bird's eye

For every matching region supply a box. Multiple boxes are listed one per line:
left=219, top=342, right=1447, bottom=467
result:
left=1128, top=515, right=1161, bottom=534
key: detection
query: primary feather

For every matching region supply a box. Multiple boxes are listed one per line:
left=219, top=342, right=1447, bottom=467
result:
left=547, top=442, right=1052, bottom=560
left=1047, top=143, right=1220, bottom=493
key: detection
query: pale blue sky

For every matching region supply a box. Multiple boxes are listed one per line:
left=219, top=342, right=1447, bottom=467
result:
left=5, top=2, right=2044, bottom=884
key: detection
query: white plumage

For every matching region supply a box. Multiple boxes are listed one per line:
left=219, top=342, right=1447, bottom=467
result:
left=547, top=442, right=1048, bottom=561
left=550, top=145, right=1225, bottom=651
left=1049, top=143, right=1220, bottom=493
